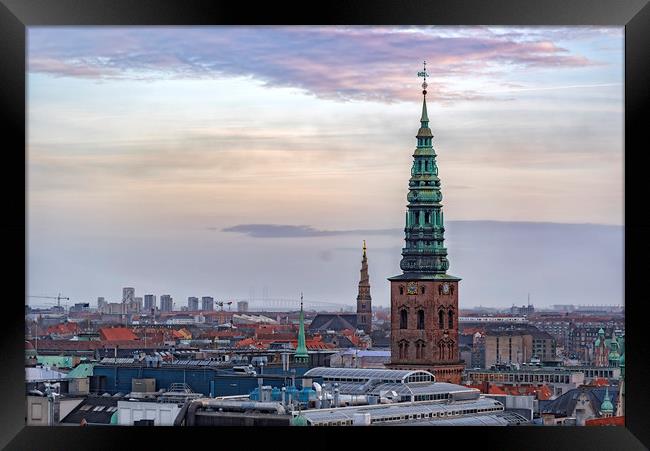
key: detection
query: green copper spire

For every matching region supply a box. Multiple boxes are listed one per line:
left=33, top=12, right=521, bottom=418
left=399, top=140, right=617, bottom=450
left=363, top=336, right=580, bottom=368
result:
left=294, top=292, right=308, bottom=363
left=399, top=61, right=449, bottom=274
left=608, top=330, right=620, bottom=366
left=420, top=88, right=429, bottom=123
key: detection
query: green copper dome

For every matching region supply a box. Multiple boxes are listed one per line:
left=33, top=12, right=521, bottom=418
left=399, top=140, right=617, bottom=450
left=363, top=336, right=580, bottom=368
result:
left=619, top=352, right=625, bottom=367
left=291, top=414, right=308, bottom=426
left=600, top=387, right=614, bottom=413
left=598, top=328, right=605, bottom=335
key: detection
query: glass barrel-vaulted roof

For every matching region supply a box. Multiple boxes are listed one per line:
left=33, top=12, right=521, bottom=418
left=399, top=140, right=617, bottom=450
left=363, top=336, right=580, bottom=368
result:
left=304, top=367, right=435, bottom=383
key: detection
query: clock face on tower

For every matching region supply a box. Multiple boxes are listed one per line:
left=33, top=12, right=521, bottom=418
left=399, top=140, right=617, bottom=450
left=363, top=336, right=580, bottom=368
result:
left=407, top=282, right=417, bottom=295
left=442, top=283, right=450, bottom=294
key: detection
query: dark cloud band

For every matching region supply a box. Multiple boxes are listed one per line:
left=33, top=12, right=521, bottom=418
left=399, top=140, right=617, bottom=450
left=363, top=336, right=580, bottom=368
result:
left=221, top=224, right=399, bottom=238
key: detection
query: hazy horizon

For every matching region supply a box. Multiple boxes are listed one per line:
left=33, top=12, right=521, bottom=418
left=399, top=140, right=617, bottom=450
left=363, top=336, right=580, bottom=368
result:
left=27, top=26, right=624, bottom=309
left=27, top=220, right=623, bottom=310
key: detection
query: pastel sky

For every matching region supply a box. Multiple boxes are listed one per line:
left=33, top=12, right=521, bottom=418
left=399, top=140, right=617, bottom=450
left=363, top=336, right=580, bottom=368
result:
left=27, top=26, right=624, bottom=309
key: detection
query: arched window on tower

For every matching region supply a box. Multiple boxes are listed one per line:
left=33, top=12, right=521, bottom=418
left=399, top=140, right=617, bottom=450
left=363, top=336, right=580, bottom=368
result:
left=399, top=286, right=404, bottom=295
left=448, top=310, right=454, bottom=329
left=400, top=309, right=408, bottom=329
left=438, top=310, right=444, bottom=329
left=417, top=310, right=425, bottom=330
left=416, top=341, right=425, bottom=359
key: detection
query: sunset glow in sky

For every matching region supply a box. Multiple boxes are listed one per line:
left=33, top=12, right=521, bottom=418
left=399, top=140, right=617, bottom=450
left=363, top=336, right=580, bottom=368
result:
left=27, top=27, right=624, bottom=308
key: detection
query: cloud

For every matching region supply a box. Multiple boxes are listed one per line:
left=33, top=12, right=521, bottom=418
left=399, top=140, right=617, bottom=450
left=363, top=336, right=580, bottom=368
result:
left=221, top=224, right=399, bottom=238
left=221, top=220, right=622, bottom=239
left=27, top=26, right=611, bottom=103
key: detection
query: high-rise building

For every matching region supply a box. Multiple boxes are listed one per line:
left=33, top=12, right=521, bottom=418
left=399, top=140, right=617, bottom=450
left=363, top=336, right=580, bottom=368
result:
left=134, top=297, right=143, bottom=313
left=97, top=297, right=106, bottom=310
left=201, top=296, right=214, bottom=311
left=122, top=287, right=135, bottom=304
left=237, top=301, right=249, bottom=312
left=356, top=240, right=372, bottom=334
left=144, top=294, right=156, bottom=311
left=386, top=65, right=464, bottom=384
left=160, top=294, right=173, bottom=312
left=188, top=296, right=199, bottom=311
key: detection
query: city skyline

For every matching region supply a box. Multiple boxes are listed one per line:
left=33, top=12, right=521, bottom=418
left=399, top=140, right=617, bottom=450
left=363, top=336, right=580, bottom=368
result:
left=27, top=26, right=624, bottom=308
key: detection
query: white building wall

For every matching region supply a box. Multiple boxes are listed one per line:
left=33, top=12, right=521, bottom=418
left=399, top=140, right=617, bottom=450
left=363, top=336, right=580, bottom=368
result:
left=117, top=400, right=182, bottom=426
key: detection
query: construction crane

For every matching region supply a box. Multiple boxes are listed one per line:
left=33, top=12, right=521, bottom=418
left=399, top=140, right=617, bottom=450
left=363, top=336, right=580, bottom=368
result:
left=28, top=293, right=70, bottom=308
left=215, top=301, right=233, bottom=312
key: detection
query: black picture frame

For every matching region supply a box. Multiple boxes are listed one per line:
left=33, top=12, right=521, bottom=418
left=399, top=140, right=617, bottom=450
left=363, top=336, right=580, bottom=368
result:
left=1, top=1, right=648, bottom=449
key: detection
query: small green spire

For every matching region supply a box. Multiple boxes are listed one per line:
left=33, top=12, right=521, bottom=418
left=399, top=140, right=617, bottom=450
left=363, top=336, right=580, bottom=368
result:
left=600, top=387, right=614, bottom=413
left=294, top=292, right=308, bottom=363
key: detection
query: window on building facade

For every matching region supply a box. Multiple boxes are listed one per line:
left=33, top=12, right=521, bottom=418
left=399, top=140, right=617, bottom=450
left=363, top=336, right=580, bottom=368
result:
left=448, top=310, right=454, bottom=329
left=417, top=310, right=425, bottom=329
left=400, top=309, right=408, bottom=329
left=439, top=310, right=444, bottom=329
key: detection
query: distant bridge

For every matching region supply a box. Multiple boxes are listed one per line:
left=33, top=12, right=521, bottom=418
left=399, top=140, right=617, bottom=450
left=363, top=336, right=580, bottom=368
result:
left=230, top=298, right=353, bottom=312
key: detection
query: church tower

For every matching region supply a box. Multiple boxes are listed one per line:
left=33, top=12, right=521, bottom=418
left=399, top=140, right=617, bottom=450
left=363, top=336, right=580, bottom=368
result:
left=356, top=240, right=372, bottom=334
left=386, top=62, right=464, bottom=384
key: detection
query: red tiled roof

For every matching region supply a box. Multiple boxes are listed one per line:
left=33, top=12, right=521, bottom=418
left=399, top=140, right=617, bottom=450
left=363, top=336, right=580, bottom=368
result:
left=257, top=332, right=296, bottom=340
left=99, top=327, right=138, bottom=341
left=46, top=322, right=79, bottom=336
left=487, top=384, right=508, bottom=395
left=235, top=338, right=258, bottom=348
left=28, top=339, right=164, bottom=351
left=585, top=416, right=625, bottom=426
left=535, top=385, right=553, bottom=401
left=590, top=377, right=610, bottom=387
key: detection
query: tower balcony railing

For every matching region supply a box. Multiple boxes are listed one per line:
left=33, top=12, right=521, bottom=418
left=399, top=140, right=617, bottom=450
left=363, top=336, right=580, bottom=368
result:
left=401, top=247, right=448, bottom=255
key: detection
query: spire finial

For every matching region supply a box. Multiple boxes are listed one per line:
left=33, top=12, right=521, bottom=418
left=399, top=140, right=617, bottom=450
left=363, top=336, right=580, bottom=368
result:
left=300, top=292, right=303, bottom=310
left=363, top=240, right=367, bottom=257
left=418, top=60, right=428, bottom=96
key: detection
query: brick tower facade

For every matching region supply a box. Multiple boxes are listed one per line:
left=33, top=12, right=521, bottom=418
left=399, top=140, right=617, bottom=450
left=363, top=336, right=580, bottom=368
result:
left=356, top=240, right=372, bottom=334
left=386, top=63, right=464, bottom=384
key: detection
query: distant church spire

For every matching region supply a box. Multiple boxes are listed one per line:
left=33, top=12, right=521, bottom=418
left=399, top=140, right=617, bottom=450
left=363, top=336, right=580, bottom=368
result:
left=294, top=292, right=308, bottom=363
left=356, top=241, right=372, bottom=334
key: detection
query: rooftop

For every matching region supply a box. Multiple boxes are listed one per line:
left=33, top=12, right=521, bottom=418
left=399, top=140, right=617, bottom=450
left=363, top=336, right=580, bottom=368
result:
left=298, top=397, right=508, bottom=426
left=304, top=367, right=435, bottom=383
